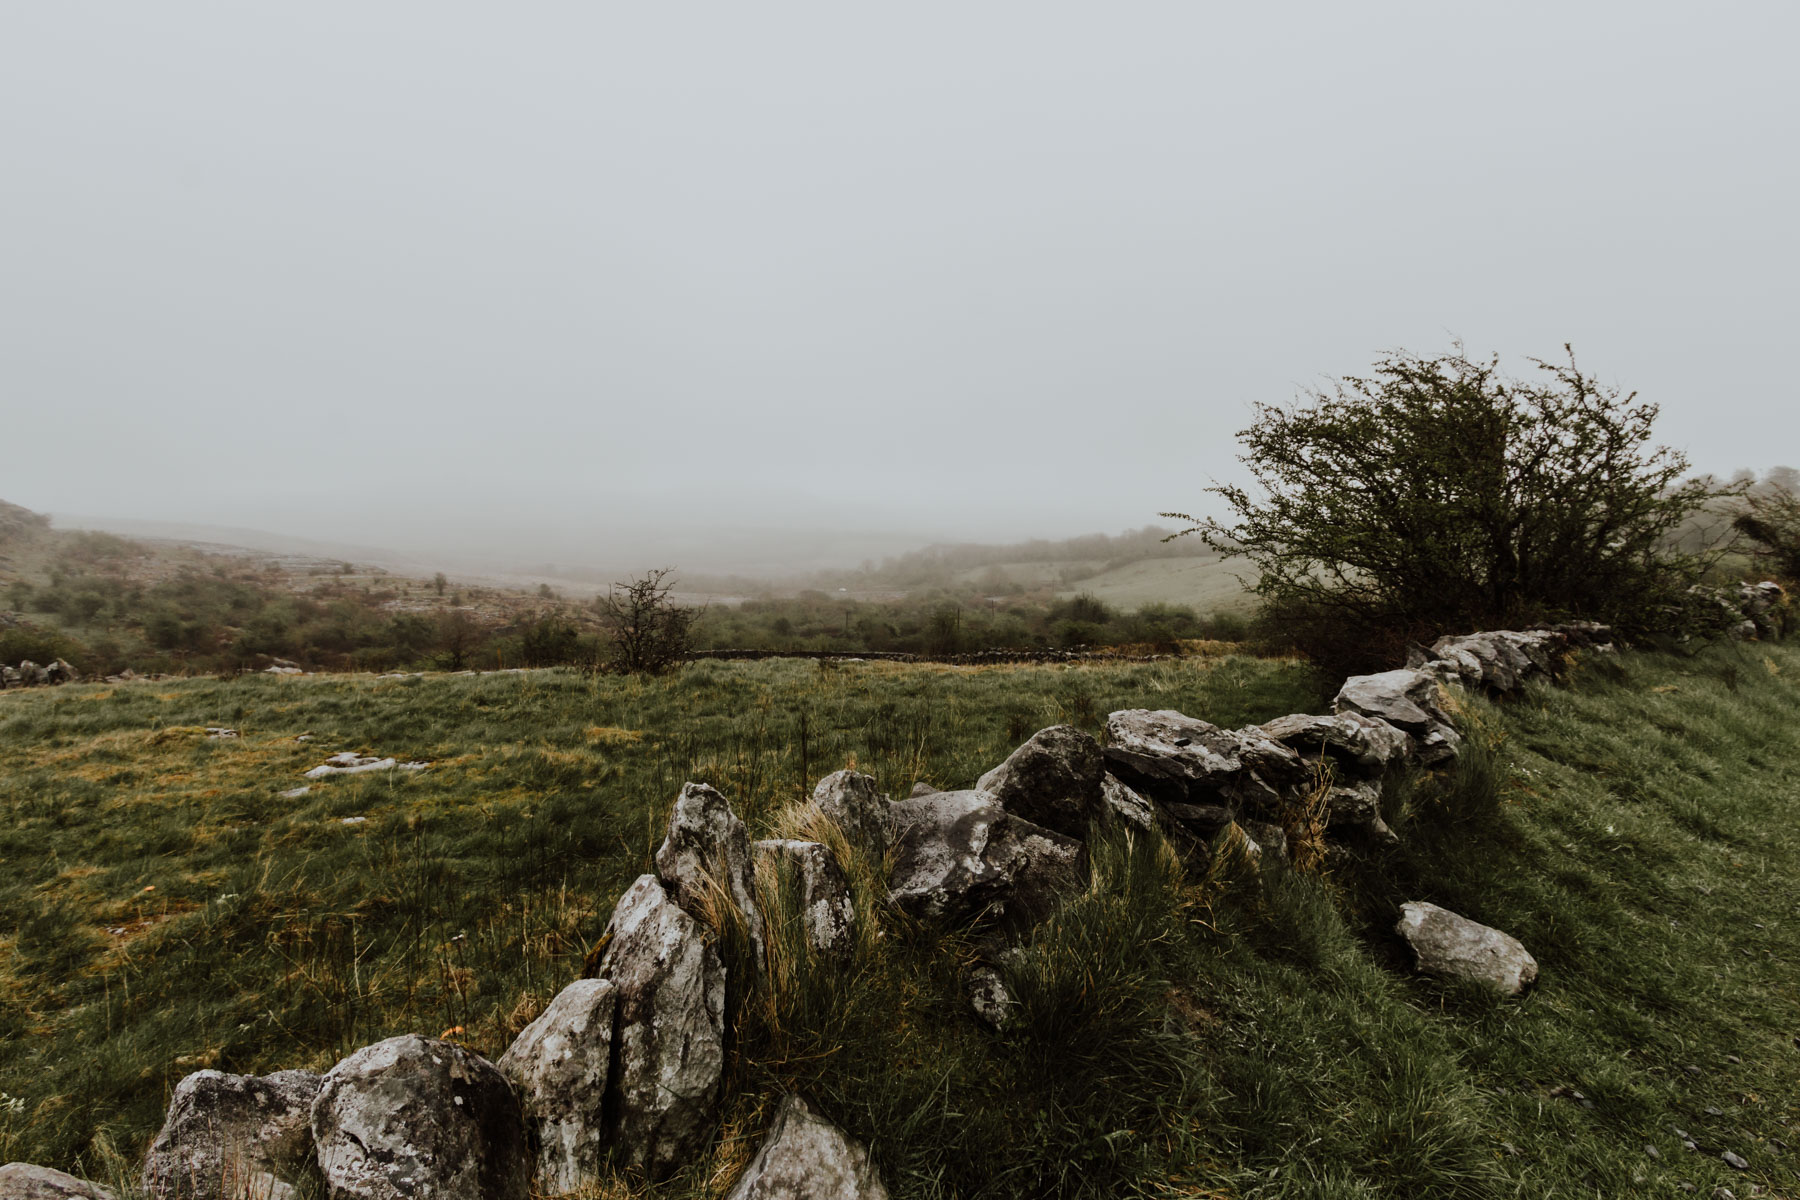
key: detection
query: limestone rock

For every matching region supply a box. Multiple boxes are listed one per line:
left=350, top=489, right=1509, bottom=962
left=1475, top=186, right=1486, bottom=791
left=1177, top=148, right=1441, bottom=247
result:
left=964, top=964, right=1019, bottom=1031
left=813, top=771, right=893, bottom=857
left=1099, top=773, right=1156, bottom=831
left=1395, top=901, right=1537, bottom=995
left=1237, top=819, right=1289, bottom=864
left=975, top=725, right=1104, bottom=839
left=596, top=875, right=726, bottom=1178
left=1254, top=712, right=1411, bottom=776
left=724, top=1095, right=889, bottom=1200
left=142, top=1069, right=322, bottom=1200
left=753, top=839, right=855, bottom=957
left=0, top=1163, right=116, bottom=1199
left=885, top=791, right=1084, bottom=928
left=1333, top=671, right=1462, bottom=765
left=496, top=978, right=616, bottom=1196
left=303, top=754, right=397, bottom=779
left=1327, top=782, right=1398, bottom=844
left=1104, top=709, right=1308, bottom=810
left=655, top=782, right=765, bottom=965
left=907, top=781, right=938, bottom=797
left=310, top=1034, right=530, bottom=1200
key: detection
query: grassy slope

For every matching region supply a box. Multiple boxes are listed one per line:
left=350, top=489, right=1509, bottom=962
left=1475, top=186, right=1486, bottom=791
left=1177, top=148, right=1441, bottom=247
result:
left=1, top=644, right=1797, bottom=1197
left=1055, top=556, right=1258, bottom=614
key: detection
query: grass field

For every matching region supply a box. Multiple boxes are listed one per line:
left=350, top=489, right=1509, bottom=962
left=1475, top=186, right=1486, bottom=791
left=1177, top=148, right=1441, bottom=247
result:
left=1054, top=555, right=1257, bottom=615
left=2, top=643, right=1798, bottom=1198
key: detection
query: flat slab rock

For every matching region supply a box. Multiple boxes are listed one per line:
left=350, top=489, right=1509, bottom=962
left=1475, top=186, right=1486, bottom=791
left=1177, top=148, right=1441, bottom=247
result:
left=1333, top=671, right=1462, bottom=765
left=1396, top=901, right=1538, bottom=995
left=496, top=978, right=617, bottom=1196
left=1253, top=712, right=1410, bottom=776
left=1104, top=709, right=1308, bottom=810
left=142, top=1068, right=322, bottom=1200
left=310, top=1034, right=531, bottom=1200
left=0, top=1163, right=117, bottom=1199
left=725, top=1094, right=889, bottom=1200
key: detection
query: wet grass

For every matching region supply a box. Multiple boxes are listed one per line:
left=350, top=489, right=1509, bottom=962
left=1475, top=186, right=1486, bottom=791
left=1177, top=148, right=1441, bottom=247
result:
left=3, top=642, right=1799, bottom=1198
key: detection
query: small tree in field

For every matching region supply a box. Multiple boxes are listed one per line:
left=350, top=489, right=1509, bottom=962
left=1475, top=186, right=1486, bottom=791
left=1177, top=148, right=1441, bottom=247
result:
left=597, top=568, right=698, bottom=673
left=1165, top=345, right=1730, bottom=671
left=1733, top=482, right=1800, bottom=583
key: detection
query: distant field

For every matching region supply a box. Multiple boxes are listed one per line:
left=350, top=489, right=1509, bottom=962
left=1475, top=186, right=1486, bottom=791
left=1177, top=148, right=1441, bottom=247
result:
left=1055, top=554, right=1256, bottom=613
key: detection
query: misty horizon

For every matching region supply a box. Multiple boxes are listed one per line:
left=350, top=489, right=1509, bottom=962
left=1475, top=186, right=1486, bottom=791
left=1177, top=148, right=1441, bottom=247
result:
left=5, top=4, right=1797, bottom=571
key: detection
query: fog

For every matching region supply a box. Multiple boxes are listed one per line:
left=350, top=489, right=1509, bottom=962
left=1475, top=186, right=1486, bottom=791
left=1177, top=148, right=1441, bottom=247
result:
left=4, top=3, right=1796, bottom=574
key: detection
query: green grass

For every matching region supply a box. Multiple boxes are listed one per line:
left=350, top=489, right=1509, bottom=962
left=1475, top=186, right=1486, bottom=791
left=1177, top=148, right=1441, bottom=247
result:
left=2, top=643, right=1798, bottom=1198
left=1054, top=555, right=1257, bottom=615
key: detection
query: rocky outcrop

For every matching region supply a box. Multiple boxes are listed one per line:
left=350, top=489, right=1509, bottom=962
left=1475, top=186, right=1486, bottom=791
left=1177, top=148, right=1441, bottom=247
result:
left=753, top=839, right=856, bottom=957
left=885, top=790, right=1085, bottom=929
left=302, top=754, right=429, bottom=779
left=975, top=725, right=1104, bottom=839
left=595, top=875, right=727, bottom=1178
left=310, top=1034, right=531, bottom=1200
left=655, top=782, right=766, bottom=965
left=1395, top=901, right=1537, bottom=996
left=724, top=1095, right=889, bottom=1200
left=0, top=1163, right=116, bottom=1199
left=496, top=979, right=616, bottom=1196
left=1333, top=670, right=1462, bottom=765
left=142, top=1069, right=321, bottom=1200
left=813, top=771, right=894, bottom=858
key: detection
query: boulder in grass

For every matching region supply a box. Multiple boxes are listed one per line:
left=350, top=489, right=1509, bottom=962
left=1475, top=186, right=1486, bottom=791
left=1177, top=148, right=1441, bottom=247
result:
left=496, top=979, right=617, bottom=1196
left=724, top=1094, right=889, bottom=1200
left=975, top=725, right=1104, bottom=839
left=142, top=1069, right=322, bottom=1200
left=753, top=839, right=856, bottom=958
left=1326, top=781, right=1398, bottom=844
left=597, top=875, right=727, bottom=1178
left=1395, top=901, right=1538, bottom=996
left=813, top=771, right=894, bottom=857
left=310, top=1034, right=531, bottom=1200
left=0, top=1163, right=117, bottom=1199
left=655, top=782, right=765, bottom=965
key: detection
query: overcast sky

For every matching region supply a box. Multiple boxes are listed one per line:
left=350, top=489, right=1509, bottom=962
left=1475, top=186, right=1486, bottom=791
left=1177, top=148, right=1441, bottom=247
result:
left=4, top=3, right=1796, bottom=570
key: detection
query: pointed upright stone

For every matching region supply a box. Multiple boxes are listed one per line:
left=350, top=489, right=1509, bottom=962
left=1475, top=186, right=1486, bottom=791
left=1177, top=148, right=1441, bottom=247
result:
left=655, top=782, right=765, bottom=965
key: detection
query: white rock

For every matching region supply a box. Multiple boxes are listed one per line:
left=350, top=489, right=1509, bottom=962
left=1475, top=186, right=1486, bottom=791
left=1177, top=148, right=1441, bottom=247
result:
left=1396, top=901, right=1537, bottom=995
left=725, top=1094, right=888, bottom=1200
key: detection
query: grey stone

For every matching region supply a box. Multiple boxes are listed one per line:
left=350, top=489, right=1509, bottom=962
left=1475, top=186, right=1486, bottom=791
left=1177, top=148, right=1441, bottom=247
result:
left=1098, top=773, right=1156, bottom=831
left=0, top=1163, right=116, bottom=1199
left=907, top=781, right=937, bottom=797
left=964, top=964, right=1019, bottom=1031
left=975, top=725, right=1104, bottom=839
left=1238, top=819, right=1289, bottom=864
left=596, top=875, right=726, bottom=1178
left=1395, top=901, right=1537, bottom=995
left=724, top=1095, right=888, bottom=1200
left=1163, top=803, right=1233, bottom=838
left=885, top=791, right=1085, bottom=929
left=310, top=1034, right=530, bottom=1200
left=753, top=839, right=856, bottom=957
left=1721, top=1150, right=1748, bottom=1170
left=142, top=1068, right=321, bottom=1200
left=1103, top=709, right=1308, bottom=810
left=1334, top=671, right=1462, bottom=765
left=812, top=771, right=893, bottom=858
left=496, top=978, right=616, bottom=1196
left=654, top=782, right=765, bottom=966
left=1254, top=712, right=1411, bottom=776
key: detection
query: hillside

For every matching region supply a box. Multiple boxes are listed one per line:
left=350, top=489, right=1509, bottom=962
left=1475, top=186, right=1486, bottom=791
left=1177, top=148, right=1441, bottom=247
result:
left=3, top=642, right=1797, bottom=1197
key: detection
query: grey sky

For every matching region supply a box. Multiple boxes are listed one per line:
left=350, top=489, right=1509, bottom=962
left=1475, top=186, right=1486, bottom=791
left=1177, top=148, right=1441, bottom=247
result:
left=4, top=3, right=1796, bottom=571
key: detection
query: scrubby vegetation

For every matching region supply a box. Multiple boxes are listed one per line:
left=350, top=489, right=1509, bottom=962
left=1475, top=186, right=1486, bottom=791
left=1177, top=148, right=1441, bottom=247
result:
left=4, top=641, right=1799, bottom=1196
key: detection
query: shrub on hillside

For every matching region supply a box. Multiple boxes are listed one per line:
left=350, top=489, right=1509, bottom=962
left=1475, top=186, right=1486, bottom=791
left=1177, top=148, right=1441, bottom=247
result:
left=1168, top=345, right=1734, bottom=674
